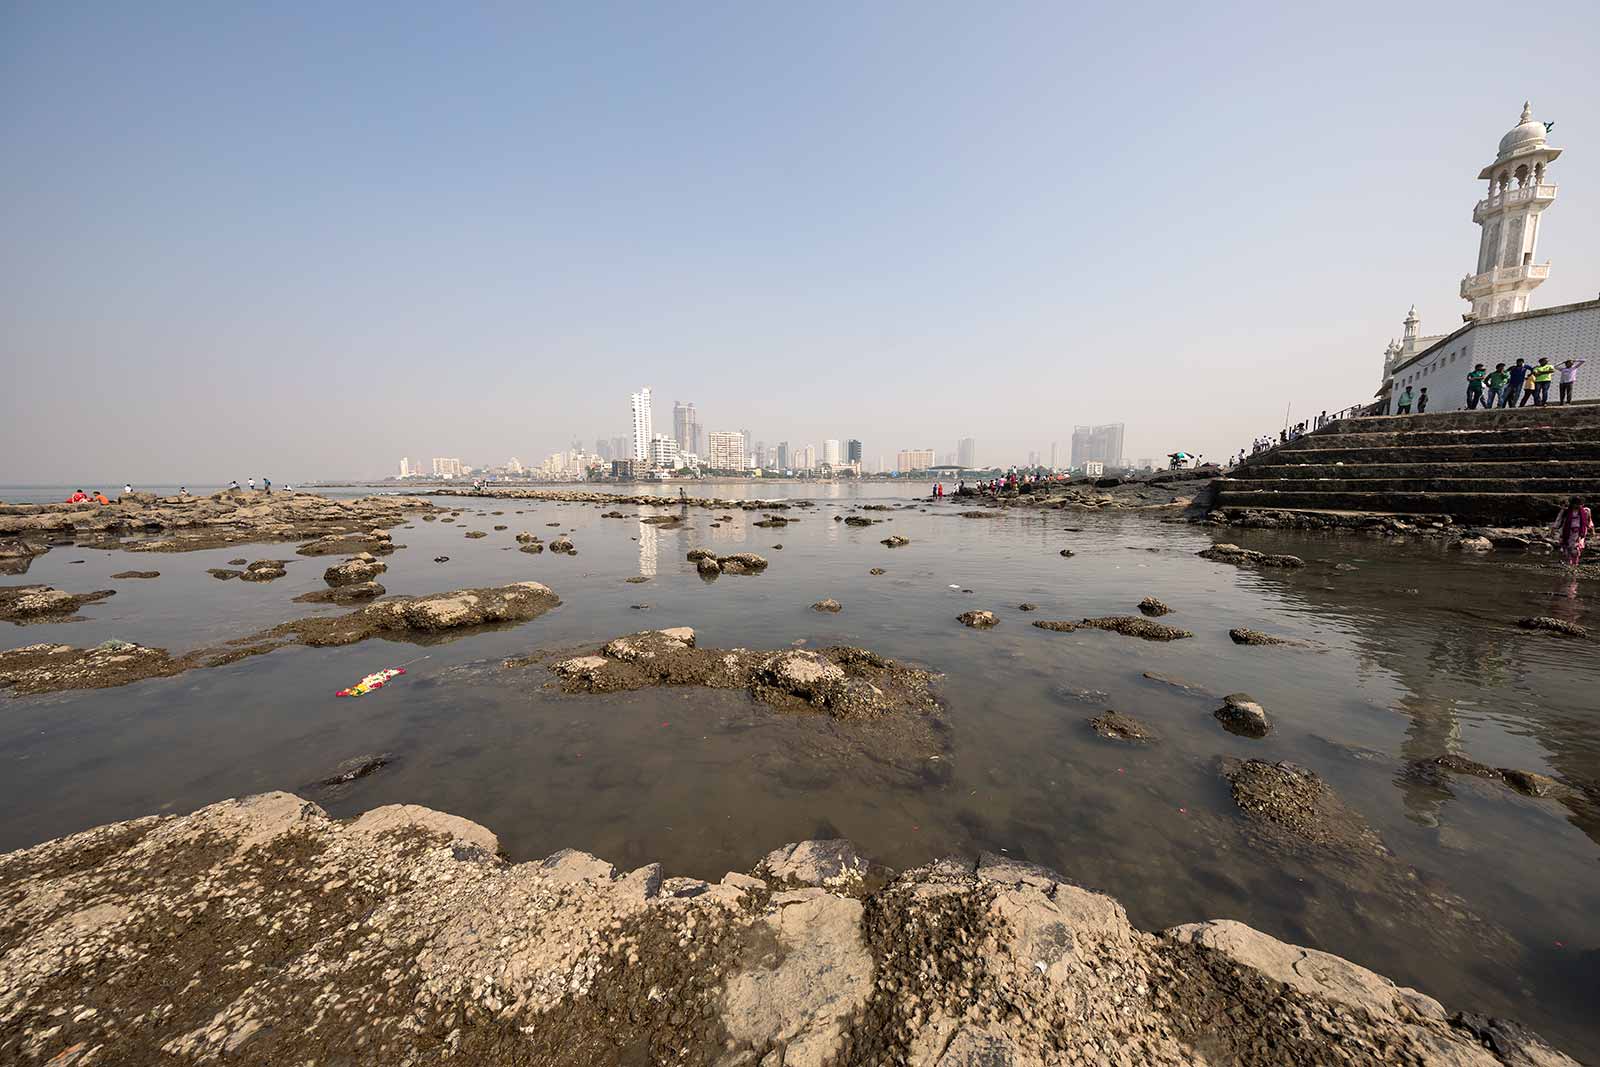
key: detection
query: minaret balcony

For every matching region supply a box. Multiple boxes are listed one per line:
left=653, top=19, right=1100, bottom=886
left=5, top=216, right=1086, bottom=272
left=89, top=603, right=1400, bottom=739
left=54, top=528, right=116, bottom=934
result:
left=1460, top=262, right=1551, bottom=299
left=1472, top=183, right=1557, bottom=222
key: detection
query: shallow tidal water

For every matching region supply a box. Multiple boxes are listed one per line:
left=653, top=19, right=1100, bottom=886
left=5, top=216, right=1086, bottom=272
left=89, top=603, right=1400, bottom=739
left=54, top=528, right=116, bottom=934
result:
left=2, top=482, right=1597, bottom=1058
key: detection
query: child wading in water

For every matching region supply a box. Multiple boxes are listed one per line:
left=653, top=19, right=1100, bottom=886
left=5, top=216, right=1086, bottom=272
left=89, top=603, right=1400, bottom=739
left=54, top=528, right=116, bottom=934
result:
left=1554, top=497, right=1593, bottom=566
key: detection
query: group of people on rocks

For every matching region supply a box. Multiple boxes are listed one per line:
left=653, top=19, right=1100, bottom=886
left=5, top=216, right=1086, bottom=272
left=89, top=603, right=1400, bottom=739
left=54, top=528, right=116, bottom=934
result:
left=63, top=489, right=111, bottom=505
left=227, top=477, right=284, bottom=493
left=1463, top=357, right=1586, bottom=410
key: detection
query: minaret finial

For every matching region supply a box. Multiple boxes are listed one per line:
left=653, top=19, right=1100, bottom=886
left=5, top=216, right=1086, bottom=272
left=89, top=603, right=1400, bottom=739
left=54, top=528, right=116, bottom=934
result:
left=1520, top=101, right=1533, bottom=122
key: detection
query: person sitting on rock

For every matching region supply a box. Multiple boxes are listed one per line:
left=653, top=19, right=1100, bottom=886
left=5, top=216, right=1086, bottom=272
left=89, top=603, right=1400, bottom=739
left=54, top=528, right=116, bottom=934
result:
left=93, top=491, right=110, bottom=505
left=66, top=489, right=88, bottom=503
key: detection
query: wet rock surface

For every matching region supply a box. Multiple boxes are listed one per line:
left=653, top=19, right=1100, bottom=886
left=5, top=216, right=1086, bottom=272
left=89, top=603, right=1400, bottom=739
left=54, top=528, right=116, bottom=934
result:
left=292, top=580, right=387, bottom=605
left=237, top=560, right=289, bottom=582
left=1228, top=627, right=1300, bottom=647
left=548, top=628, right=938, bottom=722
left=1214, top=692, right=1272, bottom=737
left=0, top=640, right=186, bottom=695
left=0, top=793, right=1574, bottom=1067
left=956, top=610, right=998, bottom=628
left=0, top=586, right=115, bottom=624
left=1090, top=710, right=1158, bottom=742
left=1138, top=596, right=1172, bottom=616
left=881, top=535, right=910, bottom=547
left=323, top=553, right=387, bottom=586
left=1197, top=543, right=1306, bottom=569
left=1516, top=616, right=1587, bottom=638
left=812, top=598, right=842, bottom=613
left=1077, top=616, right=1195, bottom=641
left=1, top=584, right=562, bottom=695
left=109, top=570, right=159, bottom=579
left=0, top=492, right=428, bottom=560
left=1222, top=758, right=1385, bottom=854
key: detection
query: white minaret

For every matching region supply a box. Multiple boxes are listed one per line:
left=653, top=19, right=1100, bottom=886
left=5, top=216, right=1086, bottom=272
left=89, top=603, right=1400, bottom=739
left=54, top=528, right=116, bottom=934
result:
left=629, top=387, right=653, bottom=464
left=1461, top=102, right=1560, bottom=321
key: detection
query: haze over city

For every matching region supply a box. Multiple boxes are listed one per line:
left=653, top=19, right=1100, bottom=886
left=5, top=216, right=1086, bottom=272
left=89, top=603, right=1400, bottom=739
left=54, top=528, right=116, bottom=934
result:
left=3, top=2, right=1598, bottom=483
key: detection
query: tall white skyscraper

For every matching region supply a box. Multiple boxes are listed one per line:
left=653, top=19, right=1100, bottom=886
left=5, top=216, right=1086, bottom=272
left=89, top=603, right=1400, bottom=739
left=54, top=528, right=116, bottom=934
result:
left=629, top=387, right=654, bottom=464
left=823, top=439, right=840, bottom=466
left=398, top=457, right=412, bottom=478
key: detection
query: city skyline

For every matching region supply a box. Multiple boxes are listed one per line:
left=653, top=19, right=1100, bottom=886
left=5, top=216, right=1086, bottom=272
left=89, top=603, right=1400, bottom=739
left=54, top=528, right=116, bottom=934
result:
left=5, top=6, right=1598, bottom=483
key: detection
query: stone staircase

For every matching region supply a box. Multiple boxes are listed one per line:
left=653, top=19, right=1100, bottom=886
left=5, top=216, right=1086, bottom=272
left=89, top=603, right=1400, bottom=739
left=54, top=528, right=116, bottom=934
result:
left=1215, top=401, right=1600, bottom=524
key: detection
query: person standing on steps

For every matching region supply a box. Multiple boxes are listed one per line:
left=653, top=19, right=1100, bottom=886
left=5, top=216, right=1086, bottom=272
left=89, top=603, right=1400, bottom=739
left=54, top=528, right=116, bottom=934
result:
left=1416, top=387, right=1429, bottom=413
left=1558, top=358, right=1586, bottom=404
left=1554, top=497, right=1592, bottom=567
left=1519, top=364, right=1538, bottom=407
left=1396, top=385, right=1414, bottom=414
left=1486, top=363, right=1510, bottom=409
left=1505, top=359, right=1530, bottom=408
left=1466, top=363, right=1488, bottom=409
left=1530, top=358, right=1556, bottom=406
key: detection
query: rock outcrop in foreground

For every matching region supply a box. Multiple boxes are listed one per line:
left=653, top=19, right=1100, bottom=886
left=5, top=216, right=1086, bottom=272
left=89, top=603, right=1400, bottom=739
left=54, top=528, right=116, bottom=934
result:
left=0, top=794, right=1575, bottom=1066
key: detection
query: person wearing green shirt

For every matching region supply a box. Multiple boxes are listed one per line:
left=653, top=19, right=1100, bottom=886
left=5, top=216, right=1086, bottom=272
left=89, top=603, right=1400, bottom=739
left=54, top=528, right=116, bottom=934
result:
left=1466, top=363, right=1488, bottom=409
left=1485, top=363, right=1510, bottom=408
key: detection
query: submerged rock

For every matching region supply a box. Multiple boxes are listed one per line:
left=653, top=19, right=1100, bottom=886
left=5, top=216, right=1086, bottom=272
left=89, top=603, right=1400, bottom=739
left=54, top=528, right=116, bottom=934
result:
left=111, top=570, right=160, bottom=579
left=315, top=752, right=393, bottom=789
left=957, top=610, right=998, bottom=628
left=296, top=529, right=396, bottom=557
left=812, top=598, right=842, bottom=613
left=880, top=535, right=910, bottom=547
left=0, top=793, right=1574, bottom=1067
left=1017, top=602, right=1038, bottom=611
left=549, top=537, right=576, bottom=555
left=1078, top=616, right=1194, bottom=641
left=843, top=515, right=875, bottom=526
left=1032, top=620, right=1078, bottom=632
left=1090, top=710, right=1158, bottom=743
left=718, top=552, right=768, bottom=575
left=1517, top=616, right=1587, bottom=637
left=868, top=567, right=886, bottom=575
left=207, top=568, right=243, bottom=580
left=1221, top=758, right=1385, bottom=854
left=464, top=530, right=488, bottom=539
left=1227, top=627, right=1299, bottom=647
left=1214, top=692, right=1271, bottom=737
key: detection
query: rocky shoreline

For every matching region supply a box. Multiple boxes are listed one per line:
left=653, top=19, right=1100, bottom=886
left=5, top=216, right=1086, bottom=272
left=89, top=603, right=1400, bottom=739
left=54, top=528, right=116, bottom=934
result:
left=0, top=792, right=1578, bottom=1066
left=0, top=491, right=434, bottom=573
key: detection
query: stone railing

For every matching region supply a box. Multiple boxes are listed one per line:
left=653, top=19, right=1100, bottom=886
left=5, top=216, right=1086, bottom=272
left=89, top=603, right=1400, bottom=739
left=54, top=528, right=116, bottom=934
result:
left=1460, top=262, right=1551, bottom=298
left=1472, top=183, right=1557, bottom=221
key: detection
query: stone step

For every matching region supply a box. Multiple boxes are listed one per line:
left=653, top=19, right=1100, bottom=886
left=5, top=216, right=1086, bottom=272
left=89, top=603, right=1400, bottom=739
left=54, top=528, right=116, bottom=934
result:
left=1224, top=476, right=1600, bottom=494
left=1211, top=488, right=1574, bottom=524
left=1270, top=425, right=1599, bottom=451
left=1240, top=460, right=1600, bottom=481
left=1323, top=400, right=1600, bottom=435
left=1262, top=442, right=1599, bottom=465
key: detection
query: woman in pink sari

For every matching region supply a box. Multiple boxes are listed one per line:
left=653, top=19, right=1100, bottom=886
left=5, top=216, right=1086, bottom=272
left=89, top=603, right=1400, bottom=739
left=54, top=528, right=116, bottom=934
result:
left=1554, top=497, right=1593, bottom=566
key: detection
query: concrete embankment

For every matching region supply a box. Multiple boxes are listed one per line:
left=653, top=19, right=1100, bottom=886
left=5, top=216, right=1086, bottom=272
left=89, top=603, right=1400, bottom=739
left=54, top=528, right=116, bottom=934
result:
left=0, top=793, right=1577, bottom=1066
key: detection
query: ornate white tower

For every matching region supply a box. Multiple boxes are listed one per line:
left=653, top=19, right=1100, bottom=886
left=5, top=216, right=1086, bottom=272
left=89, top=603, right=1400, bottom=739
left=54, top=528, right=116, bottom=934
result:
left=1461, top=102, right=1560, bottom=320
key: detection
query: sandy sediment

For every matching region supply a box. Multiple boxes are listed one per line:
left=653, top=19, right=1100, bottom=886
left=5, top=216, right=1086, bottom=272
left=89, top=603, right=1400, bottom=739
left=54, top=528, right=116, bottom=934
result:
left=0, top=791, right=1577, bottom=1066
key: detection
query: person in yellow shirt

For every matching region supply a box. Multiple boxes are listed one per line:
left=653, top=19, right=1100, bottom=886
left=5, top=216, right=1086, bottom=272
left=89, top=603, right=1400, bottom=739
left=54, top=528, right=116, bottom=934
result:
left=1531, top=357, right=1557, bottom=405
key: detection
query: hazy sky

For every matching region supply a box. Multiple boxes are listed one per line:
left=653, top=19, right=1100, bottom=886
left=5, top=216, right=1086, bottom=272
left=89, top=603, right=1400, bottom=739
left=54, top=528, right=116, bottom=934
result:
left=3, top=2, right=1598, bottom=482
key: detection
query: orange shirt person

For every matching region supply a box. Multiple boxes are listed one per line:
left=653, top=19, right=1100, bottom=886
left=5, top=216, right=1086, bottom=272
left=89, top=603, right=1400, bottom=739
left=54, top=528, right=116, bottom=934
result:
left=94, top=492, right=111, bottom=505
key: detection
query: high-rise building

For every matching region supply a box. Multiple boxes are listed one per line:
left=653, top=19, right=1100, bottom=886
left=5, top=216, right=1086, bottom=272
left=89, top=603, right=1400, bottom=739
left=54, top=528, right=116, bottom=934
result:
left=776, top=441, right=790, bottom=470
left=431, top=457, right=463, bottom=479
left=649, top=434, right=679, bottom=470
left=1069, top=424, right=1126, bottom=470
left=846, top=439, right=862, bottom=464
left=1050, top=442, right=1058, bottom=470
left=823, top=439, right=840, bottom=466
left=672, top=401, right=700, bottom=455
left=896, top=449, right=935, bottom=473
left=398, top=457, right=412, bottom=478
left=795, top=445, right=816, bottom=470
left=595, top=439, right=612, bottom=462
left=630, top=388, right=654, bottom=463
left=957, top=437, right=976, bottom=468
left=706, top=431, right=745, bottom=470
left=507, top=456, right=524, bottom=475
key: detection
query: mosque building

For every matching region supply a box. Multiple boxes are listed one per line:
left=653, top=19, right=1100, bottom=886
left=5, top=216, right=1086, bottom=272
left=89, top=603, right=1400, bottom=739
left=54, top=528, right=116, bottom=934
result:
left=1378, top=103, right=1599, bottom=413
